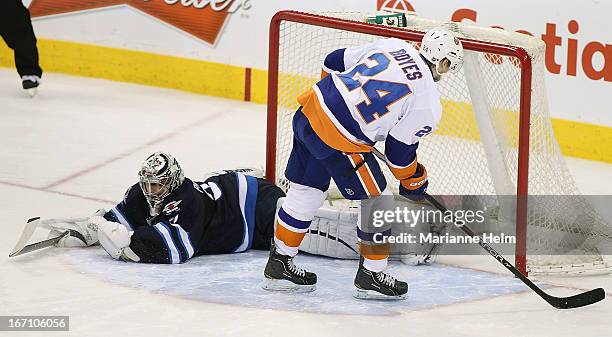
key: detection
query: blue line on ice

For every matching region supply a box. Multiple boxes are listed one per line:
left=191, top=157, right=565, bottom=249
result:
left=64, top=249, right=534, bottom=315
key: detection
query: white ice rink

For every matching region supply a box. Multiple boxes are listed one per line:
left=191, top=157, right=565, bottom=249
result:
left=1, top=69, right=611, bottom=336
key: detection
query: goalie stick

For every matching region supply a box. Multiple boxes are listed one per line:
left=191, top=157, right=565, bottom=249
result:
left=367, top=147, right=605, bottom=309
left=9, top=217, right=43, bottom=257
left=9, top=230, right=71, bottom=258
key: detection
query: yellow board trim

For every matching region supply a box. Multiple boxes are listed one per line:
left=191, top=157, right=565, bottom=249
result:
left=250, top=68, right=268, bottom=104
left=1, top=38, right=610, bottom=163
left=552, top=119, right=612, bottom=163
left=0, top=38, right=245, bottom=100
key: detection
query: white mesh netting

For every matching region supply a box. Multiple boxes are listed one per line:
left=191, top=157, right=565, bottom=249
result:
left=268, top=11, right=612, bottom=275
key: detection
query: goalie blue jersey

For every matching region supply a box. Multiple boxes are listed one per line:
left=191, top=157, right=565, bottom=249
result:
left=103, top=172, right=284, bottom=264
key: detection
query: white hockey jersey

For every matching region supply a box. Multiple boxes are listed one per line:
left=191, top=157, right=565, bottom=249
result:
left=298, top=38, right=442, bottom=179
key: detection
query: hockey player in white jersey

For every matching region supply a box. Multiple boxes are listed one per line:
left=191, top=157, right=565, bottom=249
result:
left=263, top=28, right=464, bottom=299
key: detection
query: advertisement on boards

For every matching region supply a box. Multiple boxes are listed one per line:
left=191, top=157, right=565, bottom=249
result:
left=15, top=0, right=611, bottom=127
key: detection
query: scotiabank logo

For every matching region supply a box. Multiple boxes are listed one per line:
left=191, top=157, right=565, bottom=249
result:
left=29, top=0, right=251, bottom=45
left=376, top=1, right=611, bottom=82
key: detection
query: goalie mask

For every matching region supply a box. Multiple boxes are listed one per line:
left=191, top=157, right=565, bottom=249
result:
left=139, top=152, right=185, bottom=214
left=419, top=27, right=464, bottom=74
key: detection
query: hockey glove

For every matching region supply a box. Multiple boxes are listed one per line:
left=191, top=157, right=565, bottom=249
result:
left=93, top=216, right=140, bottom=262
left=399, top=163, right=428, bottom=201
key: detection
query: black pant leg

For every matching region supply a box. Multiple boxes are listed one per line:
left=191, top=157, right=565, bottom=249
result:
left=251, top=178, right=285, bottom=250
left=0, top=0, right=42, bottom=77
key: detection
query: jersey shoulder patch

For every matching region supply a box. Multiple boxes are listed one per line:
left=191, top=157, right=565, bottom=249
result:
left=162, top=200, right=182, bottom=216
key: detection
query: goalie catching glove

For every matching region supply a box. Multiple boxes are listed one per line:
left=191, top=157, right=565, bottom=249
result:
left=92, top=216, right=140, bottom=262
left=399, top=163, right=428, bottom=201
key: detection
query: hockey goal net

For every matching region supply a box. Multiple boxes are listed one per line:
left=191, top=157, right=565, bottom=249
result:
left=265, top=10, right=612, bottom=275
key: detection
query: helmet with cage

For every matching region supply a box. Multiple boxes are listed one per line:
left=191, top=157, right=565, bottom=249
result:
left=419, top=27, right=464, bottom=74
left=138, top=152, right=185, bottom=213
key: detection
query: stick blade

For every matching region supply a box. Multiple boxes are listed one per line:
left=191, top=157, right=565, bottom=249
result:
left=548, top=288, right=605, bottom=309
left=8, top=230, right=69, bottom=258
left=9, top=217, right=42, bottom=257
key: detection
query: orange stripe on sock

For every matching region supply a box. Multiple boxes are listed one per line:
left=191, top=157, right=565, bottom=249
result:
left=350, top=154, right=381, bottom=197
left=359, top=242, right=389, bottom=260
left=275, top=222, right=306, bottom=248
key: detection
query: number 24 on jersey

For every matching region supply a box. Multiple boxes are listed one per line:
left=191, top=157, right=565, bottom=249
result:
left=338, top=53, right=412, bottom=124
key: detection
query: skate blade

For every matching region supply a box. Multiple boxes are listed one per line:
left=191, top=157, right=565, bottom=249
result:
left=261, top=278, right=316, bottom=293
left=353, top=287, right=409, bottom=301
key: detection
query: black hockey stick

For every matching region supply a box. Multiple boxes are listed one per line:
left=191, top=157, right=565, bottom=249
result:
left=368, top=147, right=605, bottom=308
left=308, top=229, right=359, bottom=255
left=343, top=155, right=368, bottom=178
left=422, top=193, right=605, bottom=309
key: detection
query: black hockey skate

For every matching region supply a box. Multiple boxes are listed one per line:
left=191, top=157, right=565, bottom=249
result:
left=354, top=257, right=408, bottom=300
left=262, top=240, right=317, bottom=293
left=21, top=75, right=40, bottom=97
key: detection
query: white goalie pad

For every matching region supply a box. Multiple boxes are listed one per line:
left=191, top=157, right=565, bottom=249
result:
left=299, top=204, right=360, bottom=259
left=297, top=199, right=450, bottom=264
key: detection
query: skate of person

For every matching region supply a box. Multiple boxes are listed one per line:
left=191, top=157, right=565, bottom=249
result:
left=0, top=0, right=43, bottom=95
left=262, top=28, right=464, bottom=299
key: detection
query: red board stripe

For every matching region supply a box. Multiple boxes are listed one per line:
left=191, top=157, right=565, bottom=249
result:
left=244, top=67, right=252, bottom=101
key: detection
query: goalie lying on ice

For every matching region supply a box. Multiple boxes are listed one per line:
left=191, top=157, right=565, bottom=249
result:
left=46, top=152, right=285, bottom=263
left=41, top=151, right=442, bottom=264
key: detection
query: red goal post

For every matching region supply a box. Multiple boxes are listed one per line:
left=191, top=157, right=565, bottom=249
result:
left=265, top=10, right=534, bottom=275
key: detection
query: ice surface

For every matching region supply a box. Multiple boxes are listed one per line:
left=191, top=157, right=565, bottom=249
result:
left=1, top=69, right=611, bottom=337
left=60, top=249, right=532, bottom=316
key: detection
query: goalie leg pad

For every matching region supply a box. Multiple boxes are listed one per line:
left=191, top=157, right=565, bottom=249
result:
left=300, top=205, right=360, bottom=259
left=42, top=209, right=107, bottom=247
